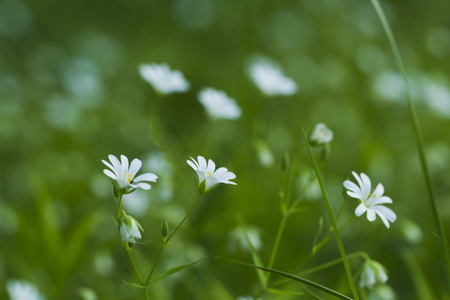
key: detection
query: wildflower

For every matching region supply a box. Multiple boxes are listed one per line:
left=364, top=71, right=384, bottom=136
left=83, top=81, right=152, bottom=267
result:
left=187, top=155, right=236, bottom=193
left=248, top=57, right=298, bottom=96
left=119, top=211, right=143, bottom=245
left=359, top=259, right=389, bottom=289
left=139, top=62, right=190, bottom=95
left=309, top=123, right=333, bottom=146
left=197, top=87, right=242, bottom=120
left=343, top=172, right=397, bottom=228
left=102, top=154, right=158, bottom=195
left=6, top=279, right=45, bottom=300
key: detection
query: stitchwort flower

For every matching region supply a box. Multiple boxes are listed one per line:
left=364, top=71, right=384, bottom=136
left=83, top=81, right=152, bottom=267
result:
left=309, top=123, right=333, bottom=146
left=187, top=155, right=236, bottom=193
left=197, top=87, right=242, bottom=120
left=6, top=279, right=45, bottom=300
left=139, top=62, right=190, bottom=95
left=102, top=154, right=158, bottom=195
left=343, top=172, right=397, bottom=228
left=248, top=56, right=298, bottom=97
left=359, top=259, right=389, bottom=289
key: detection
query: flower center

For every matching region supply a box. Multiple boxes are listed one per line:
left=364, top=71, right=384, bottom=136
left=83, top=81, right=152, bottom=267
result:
left=207, top=172, right=213, bottom=176
left=122, top=171, right=133, bottom=183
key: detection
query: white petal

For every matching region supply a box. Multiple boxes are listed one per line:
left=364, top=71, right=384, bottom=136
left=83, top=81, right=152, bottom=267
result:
left=129, top=159, right=142, bottom=177
left=206, top=159, right=216, bottom=174
left=121, top=155, right=129, bottom=174
left=134, top=173, right=158, bottom=183
left=135, top=182, right=151, bottom=190
left=366, top=209, right=376, bottom=221
left=373, top=183, right=384, bottom=197
left=344, top=181, right=362, bottom=196
left=213, top=167, right=229, bottom=177
left=372, top=196, right=393, bottom=205
left=360, top=173, right=372, bottom=198
left=355, top=203, right=367, bottom=217
left=375, top=211, right=391, bottom=228
left=197, top=156, right=207, bottom=172
left=102, top=160, right=119, bottom=177
left=109, top=155, right=122, bottom=175
left=187, top=159, right=198, bottom=170
left=347, top=191, right=362, bottom=199
left=103, top=169, right=118, bottom=180
left=374, top=205, right=397, bottom=222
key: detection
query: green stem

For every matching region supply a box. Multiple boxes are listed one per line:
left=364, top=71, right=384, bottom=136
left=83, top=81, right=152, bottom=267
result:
left=303, top=130, right=359, bottom=300
left=265, top=213, right=288, bottom=284
left=117, top=193, right=123, bottom=222
left=127, top=249, right=144, bottom=285
left=370, top=0, right=450, bottom=284
left=144, top=193, right=202, bottom=286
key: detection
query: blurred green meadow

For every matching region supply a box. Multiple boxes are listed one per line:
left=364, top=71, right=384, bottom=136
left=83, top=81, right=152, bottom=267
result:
left=1, top=0, right=450, bottom=299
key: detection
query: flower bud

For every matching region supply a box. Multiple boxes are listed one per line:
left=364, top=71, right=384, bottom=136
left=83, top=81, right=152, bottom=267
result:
left=161, top=219, right=169, bottom=243
left=119, top=211, right=143, bottom=246
left=359, top=259, right=389, bottom=289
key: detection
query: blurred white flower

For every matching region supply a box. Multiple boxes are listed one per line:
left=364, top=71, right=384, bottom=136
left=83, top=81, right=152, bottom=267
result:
left=102, top=154, right=158, bottom=195
left=309, top=123, right=333, bottom=146
left=227, top=225, right=263, bottom=254
left=237, top=297, right=261, bottom=300
left=343, top=172, right=397, bottom=228
left=187, top=155, right=236, bottom=193
left=120, top=211, right=143, bottom=244
left=248, top=57, right=298, bottom=96
left=197, top=87, right=242, bottom=120
left=359, top=260, right=389, bottom=289
left=254, top=139, right=274, bottom=167
left=139, top=63, right=190, bottom=95
left=6, top=279, right=45, bottom=300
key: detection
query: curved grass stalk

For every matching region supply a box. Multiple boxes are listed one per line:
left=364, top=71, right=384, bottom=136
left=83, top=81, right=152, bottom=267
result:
left=303, top=130, right=359, bottom=300
left=369, top=0, right=450, bottom=282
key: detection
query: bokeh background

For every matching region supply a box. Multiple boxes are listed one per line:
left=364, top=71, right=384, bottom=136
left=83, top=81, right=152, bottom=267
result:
left=1, top=0, right=450, bottom=299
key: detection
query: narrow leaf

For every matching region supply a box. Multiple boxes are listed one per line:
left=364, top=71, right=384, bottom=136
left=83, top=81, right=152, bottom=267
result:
left=122, top=280, right=145, bottom=289
left=148, top=257, right=205, bottom=285
left=267, top=288, right=303, bottom=296
left=217, top=256, right=353, bottom=300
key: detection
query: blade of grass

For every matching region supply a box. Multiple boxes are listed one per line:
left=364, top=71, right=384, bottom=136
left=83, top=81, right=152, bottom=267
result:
left=369, top=0, right=450, bottom=282
left=303, top=130, right=359, bottom=300
left=216, top=256, right=353, bottom=300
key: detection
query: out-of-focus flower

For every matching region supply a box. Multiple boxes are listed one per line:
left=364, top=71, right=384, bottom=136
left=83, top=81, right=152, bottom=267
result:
left=359, top=259, right=389, bottom=289
left=227, top=225, right=263, bottom=254
left=102, top=154, right=158, bottom=195
left=343, top=172, right=396, bottom=228
left=248, top=57, right=298, bottom=96
left=197, top=87, right=242, bottom=120
left=236, top=296, right=261, bottom=300
left=254, top=139, right=274, bottom=167
left=139, top=63, right=190, bottom=95
left=6, top=279, right=45, bottom=300
left=309, top=123, right=333, bottom=146
left=119, top=211, right=143, bottom=244
left=187, top=155, right=236, bottom=193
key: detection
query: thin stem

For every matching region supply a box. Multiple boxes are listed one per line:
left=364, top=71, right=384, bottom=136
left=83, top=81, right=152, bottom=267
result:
left=370, top=0, right=450, bottom=283
left=265, top=213, right=288, bottom=285
left=144, top=193, right=202, bottom=286
left=127, top=249, right=144, bottom=285
left=303, top=130, right=359, bottom=300
left=117, top=193, right=123, bottom=222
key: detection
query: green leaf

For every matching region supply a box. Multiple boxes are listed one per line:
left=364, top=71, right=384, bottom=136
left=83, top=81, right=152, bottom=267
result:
left=267, top=288, right=303, bottom=296
left=147, top=257, right=205, bottom=285
left=122, top=280, right=146, bottom=289
left=217, top=256, right=353, bottom=300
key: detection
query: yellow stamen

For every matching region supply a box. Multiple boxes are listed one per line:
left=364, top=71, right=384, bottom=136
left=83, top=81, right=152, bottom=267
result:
left=207, top=172, right=213, bottom=176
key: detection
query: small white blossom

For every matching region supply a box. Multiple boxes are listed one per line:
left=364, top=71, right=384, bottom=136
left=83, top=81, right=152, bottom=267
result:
left=139, top=63, right=190, bottom=95
left=120, top=211, right=143, bottom=244
left=6, top=279, right=45, bottom=300
left=359, top=260, right=389, bottom=289
left=197, top=87, right=242, bottom=120
left=102, top=154, right=158, bottom=195
left=187, top=155, right=236, bottom=193
left=343, top=172, right=397, bottom=228
left=248, top=57, right=298, bottom=97
left=309, top=123, right=333, bottom=146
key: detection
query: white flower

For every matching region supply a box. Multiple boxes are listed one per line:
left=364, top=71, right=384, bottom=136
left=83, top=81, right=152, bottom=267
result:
left=102, top=154, right=158, bottom=195
left=197, top=87, right=242, bottom=120
left=120, top=211, right=143, bottom=244
left=309, top=123, right=333, bottom=146
left=139, top=63, right=190, bottom=95
left=359, top=260, right=389, bottom=289
left=343, top=172, right=397, bottom=228
left=248, top=57, right=298, bottom=96
left=6, top=279, right=45, bottom=300
left=187, top=155, right=236, bottom=193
